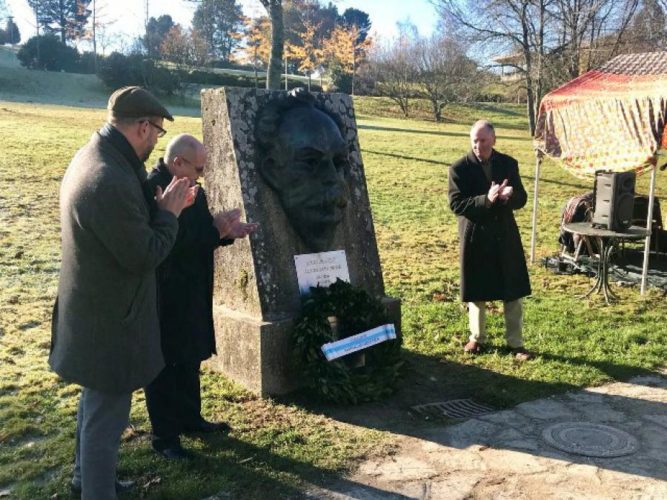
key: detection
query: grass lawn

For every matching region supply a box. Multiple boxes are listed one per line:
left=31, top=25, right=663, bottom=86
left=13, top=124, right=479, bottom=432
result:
left=1, top=92, right=666, bottom=498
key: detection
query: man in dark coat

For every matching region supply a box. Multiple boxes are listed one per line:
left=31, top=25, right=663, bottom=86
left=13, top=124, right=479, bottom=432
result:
left=144, top=134, right=257, bottom=460
left=448, top=120, right=532, bottom=360
left=50, top=86, right=195, bottom=499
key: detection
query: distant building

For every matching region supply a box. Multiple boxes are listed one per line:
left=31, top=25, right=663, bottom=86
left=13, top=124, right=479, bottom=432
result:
left=492, top=53, right=525, bottom=82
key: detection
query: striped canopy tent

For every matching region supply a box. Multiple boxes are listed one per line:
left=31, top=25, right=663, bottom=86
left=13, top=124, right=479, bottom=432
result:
left=530, top=51, right=667, bottom=294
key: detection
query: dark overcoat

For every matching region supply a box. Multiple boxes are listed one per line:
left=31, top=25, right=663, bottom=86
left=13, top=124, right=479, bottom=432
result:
left=50, top=132, right=178, bottom=394
left=448, top=150, right=531, bottom=302
left=146, top=160, right=232, bottom=364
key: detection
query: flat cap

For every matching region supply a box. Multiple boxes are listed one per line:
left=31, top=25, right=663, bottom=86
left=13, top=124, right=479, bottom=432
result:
left=107, top=86, right=174, bottom=122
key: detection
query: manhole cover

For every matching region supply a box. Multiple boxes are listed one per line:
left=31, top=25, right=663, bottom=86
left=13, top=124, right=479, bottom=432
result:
left=411, top=399, right=495, bottom=419
left=542, top=422, right=639, bottom=457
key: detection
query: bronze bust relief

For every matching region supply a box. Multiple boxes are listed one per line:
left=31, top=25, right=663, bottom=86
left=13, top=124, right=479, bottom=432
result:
left=256, top=89, right=350, bottom=252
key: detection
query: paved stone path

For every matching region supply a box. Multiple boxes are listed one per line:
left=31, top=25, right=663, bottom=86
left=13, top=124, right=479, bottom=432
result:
left=307, top=372, right=667, bottom=499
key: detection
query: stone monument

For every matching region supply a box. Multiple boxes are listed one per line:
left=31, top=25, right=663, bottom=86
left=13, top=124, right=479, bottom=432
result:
left=201, top=87, right=400, bottom=396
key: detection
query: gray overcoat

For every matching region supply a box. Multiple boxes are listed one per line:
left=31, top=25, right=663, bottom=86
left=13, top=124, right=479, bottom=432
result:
left=448, top=150, right=531, bottom=303
left=50, top=132, right=178, bottom=393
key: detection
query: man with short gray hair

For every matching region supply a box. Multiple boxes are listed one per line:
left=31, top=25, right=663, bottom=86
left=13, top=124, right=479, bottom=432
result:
left=144, top=134, right=257, bottom=460
left=50, top=86, right=195, bottom=499
left=448, top=120, right=532, bottom=360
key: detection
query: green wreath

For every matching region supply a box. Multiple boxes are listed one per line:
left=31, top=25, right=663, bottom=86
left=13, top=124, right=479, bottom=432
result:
left=292, top=280, right=403, bottom=404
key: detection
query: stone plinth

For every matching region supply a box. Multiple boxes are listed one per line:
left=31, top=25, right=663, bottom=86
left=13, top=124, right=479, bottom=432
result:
left=201, top=87, right=400, bottom=396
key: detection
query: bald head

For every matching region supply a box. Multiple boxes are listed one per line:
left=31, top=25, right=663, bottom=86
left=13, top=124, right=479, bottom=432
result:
left=164, top=134, right=207, bottom=185
left=471, top=120, right=495, bottom=136
left=470, top=120, right=496, bottom=162
left=165, top=134, right=204, bottom=164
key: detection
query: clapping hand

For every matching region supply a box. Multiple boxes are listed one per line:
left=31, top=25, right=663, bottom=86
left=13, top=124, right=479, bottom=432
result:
left=184, top=185, right=199, bottom=208
left=228, top=219, right=259, bottom=239
left=499, top=180, right=513, bottom=202
left=487, top=179, right=508, bottom=204
left=488, top=179, right=513, bottom=204
left=156, top=177, right=193, bottom=217
left=213, top=208, right=259, bottom=240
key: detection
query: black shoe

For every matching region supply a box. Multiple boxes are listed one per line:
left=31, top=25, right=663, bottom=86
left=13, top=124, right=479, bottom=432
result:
left=70, top=479, right=135, bottom=496
left=511, top=347, right=534, bottom=361
left=153, top=442, right=190, bottom=460
left=184, top=419, right=231, bottom=434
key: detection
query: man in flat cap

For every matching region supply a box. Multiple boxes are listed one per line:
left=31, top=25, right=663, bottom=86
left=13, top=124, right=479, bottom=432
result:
left=50, top=86, right=195, bottom=499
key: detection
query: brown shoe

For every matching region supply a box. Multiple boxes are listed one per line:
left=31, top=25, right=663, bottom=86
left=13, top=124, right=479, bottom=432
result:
left=464, top=340, right=483, bottom=354
left=511, top=347, right=533, bottom=361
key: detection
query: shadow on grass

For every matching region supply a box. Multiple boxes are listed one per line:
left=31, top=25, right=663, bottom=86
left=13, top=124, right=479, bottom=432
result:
left=179, top=435, right=412, bottom=500
left=445, top=103, right=529, bottom=130
left=357, top=123, right=528, bottom=141
left=524, top=174, right=590, bottom=191
left=282, top=349, right=667, bottom=482
left=361, top=148, right=590, bottom=192
left=362, top=149, right=452, bottom=167
left=32, top=418, right=409, bottom=500
left=472, top=102, right=525, bottom=117
left=93, top=432, right=410, bottom=499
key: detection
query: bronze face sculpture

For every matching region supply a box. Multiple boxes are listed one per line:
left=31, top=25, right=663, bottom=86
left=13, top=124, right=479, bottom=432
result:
left=256, top=90, right=350, bottom=252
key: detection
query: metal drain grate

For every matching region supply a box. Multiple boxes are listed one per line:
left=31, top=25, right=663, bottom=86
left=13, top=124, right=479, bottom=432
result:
left=411, top=399, right=495, bottom=419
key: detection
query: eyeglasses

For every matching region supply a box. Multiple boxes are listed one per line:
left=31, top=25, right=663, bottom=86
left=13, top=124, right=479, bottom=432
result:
left=179, top=156, right=205, bottom=171
left=142, top=120, right=167, bottom=138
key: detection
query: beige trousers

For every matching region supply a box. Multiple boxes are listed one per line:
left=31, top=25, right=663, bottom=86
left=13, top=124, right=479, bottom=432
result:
left=468, top=299, right=524, bottom=348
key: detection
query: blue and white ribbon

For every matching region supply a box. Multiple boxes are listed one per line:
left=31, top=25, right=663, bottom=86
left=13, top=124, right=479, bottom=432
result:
left=321, top=324, right=396, bottom=362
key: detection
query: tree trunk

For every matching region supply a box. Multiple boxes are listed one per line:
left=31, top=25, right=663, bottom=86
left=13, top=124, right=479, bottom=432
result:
left=525, top=73, right=536, bottom=135
left=398, top=97, right=409, bottom=118
left=434, top=100, right=446, bottom=122
left=430, top=98, right=440, bottom=122
left=35, top=8, right=41, bottom=68
left=93, top=0, right=97, bottom=73
left=521, top=10, right=536, bottom=135
left=351, top=47, right=355, bottom=96
left=60, top=0, right=66, bottom=44
left=254, top=65, right=259, bottom=89
left=267, top=1, right=284, bottom=90
left=284, top=54, right=288, bottom=90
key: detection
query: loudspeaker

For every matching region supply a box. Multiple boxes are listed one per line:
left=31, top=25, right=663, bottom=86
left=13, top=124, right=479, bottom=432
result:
left=592, top=171, right=636, bottom=231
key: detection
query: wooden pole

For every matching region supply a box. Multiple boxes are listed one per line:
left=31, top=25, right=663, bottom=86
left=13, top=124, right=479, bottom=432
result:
left=640, top=165, right=657, bottom=295
left=530, top=151, right=543, bottom=264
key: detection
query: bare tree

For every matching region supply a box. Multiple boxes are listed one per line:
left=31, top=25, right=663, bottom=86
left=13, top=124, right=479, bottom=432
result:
left=432, top=0, right=640, bottom=134
left=258, top=0, right=283, bottom=89
left=95, top=22, right=117, bottom=56
left=625, top=0, right=666, bottom=51
left=549, top=0, right=640, bottom=78
left=433, top=0, right=552, bottom=134
left=415, top=35, right=478, bottom=122
left=368, top=27, right=420, bottom=118
left=87, top=0, right=115, bottom=71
